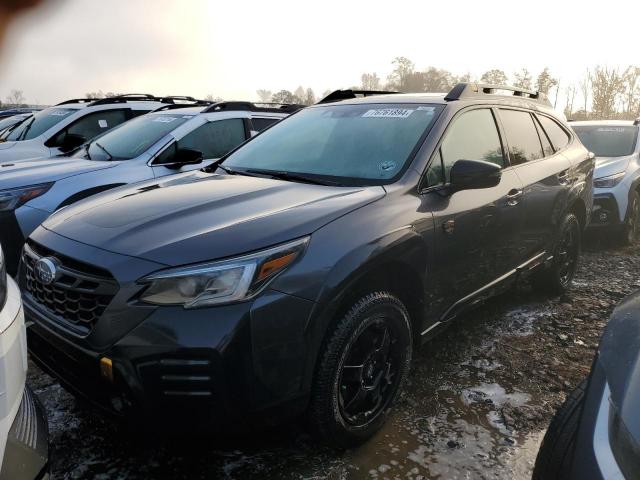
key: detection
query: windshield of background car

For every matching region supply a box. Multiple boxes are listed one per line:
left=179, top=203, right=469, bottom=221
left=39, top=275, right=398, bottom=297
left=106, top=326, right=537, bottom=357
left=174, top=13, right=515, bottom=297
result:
left=2, top=107, right=76, bottom=141
left=73, top=113, right=193, bottom=161
left=573, top=125, right=639, bottom=157
left=0, top=114, right=29, bottom=133
left=223, top=103, right=443, bottom=185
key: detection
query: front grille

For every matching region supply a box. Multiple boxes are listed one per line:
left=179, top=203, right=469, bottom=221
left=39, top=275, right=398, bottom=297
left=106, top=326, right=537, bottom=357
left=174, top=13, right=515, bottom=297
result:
left=22, top=241, right=118, bottom=333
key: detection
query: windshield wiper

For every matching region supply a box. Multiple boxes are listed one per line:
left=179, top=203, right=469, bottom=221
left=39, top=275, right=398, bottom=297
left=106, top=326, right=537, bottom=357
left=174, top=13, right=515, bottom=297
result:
left=94, top=142, right=112, bottom=161
left=245, top=169, right=341, bottom=186
left=216, top=164, right=258, bottom=177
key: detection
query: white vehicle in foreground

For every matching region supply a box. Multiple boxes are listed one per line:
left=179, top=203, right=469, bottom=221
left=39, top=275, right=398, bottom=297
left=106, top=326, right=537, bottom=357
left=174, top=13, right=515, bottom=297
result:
left=0, top=243, right=48, bottom=479
left=571, top=119, right=640, bottom=244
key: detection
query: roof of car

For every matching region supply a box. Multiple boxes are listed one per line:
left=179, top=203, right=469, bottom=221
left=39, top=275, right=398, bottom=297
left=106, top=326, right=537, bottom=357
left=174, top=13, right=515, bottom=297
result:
left=569, top=120, right=636, bottom=126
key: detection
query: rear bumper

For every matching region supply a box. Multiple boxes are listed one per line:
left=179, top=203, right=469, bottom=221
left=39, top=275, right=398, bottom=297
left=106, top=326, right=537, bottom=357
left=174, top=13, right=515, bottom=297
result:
left=0, top=386, right=49, bottom=480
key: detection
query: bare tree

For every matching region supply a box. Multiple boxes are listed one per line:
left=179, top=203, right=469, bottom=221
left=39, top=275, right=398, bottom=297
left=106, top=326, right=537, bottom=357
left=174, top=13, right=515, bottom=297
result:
left=85, top=90, right=105, bottom=99
left=591, top=66, right=625, bottom=119
left=304, top=88, right=316, bottom=105
left=256, top=90, right=272, bottom=102
left=535, top=68, right=558, bottom=94
left=387, top=57, right=415, bottom=91
left=513, top=68, right=533, bottom=90
left=564, top=85, right=577, bottom=119
left=204, top=94, right=223, bottom=102
left=621, top=66, right=640, bottom=118
left=579, top=71, right=591, bottom=117
left=422, top=67, right=456, bottom=93
left=360, top=73, right=381, bottom=90
left=272, top=90, right=301, bottom=104
left=480, top=69, right=508, bottom=85
left=6, top=89, right=25, bottom=106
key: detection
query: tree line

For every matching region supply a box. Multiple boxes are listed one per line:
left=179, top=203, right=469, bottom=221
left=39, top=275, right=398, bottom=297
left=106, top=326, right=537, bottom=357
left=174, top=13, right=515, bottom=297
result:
left=259, top=57, right=640, bottom=120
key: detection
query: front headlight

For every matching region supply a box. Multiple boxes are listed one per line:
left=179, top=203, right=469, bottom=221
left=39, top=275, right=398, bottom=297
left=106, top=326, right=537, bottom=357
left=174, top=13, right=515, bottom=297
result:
left=594, top=172, right=625, bottom=189
left=0, top=183, right=53, bottom=212
left=139, top=237, right=309, bottom=308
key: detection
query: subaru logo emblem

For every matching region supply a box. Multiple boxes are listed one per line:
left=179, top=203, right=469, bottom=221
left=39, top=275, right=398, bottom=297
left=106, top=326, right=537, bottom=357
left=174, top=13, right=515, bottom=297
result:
left=34, top=257, right=60, bottom=285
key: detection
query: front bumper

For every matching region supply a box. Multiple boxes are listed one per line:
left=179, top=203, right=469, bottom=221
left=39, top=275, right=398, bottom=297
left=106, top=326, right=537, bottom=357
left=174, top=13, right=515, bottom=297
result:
left=589, top=193, right=623, bottom=228
left=21, top=228, right=317, bottom=429
left=0, top=387, right=49, bottom=480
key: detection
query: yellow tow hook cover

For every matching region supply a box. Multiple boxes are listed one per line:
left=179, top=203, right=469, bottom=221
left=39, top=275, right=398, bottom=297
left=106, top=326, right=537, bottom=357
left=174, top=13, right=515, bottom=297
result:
left=100, top=357, right=114, bottom=383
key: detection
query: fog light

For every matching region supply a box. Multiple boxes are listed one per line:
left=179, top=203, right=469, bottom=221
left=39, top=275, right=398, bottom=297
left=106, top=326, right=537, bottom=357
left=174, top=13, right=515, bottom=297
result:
left=100, top=357, right=114, bottom=383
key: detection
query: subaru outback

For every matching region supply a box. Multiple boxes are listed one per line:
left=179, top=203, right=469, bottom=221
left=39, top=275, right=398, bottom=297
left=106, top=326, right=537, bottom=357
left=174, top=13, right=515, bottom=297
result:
left=21, top=84, right=594, bottom=447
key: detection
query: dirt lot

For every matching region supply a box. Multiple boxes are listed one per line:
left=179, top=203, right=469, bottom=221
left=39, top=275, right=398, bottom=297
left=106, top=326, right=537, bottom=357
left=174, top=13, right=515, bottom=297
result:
left=27, top=234, right=640, bottom=480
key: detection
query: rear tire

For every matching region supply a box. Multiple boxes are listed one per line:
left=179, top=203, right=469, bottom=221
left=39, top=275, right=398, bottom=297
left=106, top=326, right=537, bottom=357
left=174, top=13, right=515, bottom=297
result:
left=619, top=191, right=640, bottom=246
left=308, top=292, right=412, bottom=448
left=532, top=213, right=580, bottom=296
left=533, top=379, right=587, bottom=480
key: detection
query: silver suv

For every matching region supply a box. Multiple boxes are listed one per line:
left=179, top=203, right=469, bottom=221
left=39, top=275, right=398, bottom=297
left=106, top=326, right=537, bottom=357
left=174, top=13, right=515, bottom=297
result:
left=0, top=101, right=301, bottom=273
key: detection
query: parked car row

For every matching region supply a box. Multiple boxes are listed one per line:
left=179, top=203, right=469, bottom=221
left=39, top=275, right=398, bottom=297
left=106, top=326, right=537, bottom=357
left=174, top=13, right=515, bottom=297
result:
left=0, top=82, right=636, bottom=477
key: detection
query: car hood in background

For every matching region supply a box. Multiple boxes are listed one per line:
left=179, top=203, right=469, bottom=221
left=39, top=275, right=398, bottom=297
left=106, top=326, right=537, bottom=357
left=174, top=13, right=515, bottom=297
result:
left=42, top=171, right=386, bottom=266
left=0, top=158, right=116, bottom=190
left=594, top=154, right=635, bottom=179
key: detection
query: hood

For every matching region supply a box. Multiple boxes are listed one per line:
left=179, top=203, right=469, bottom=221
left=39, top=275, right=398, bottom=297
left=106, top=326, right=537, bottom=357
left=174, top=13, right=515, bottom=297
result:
left=43, top=171, right=386, bottom=266
left=0, top=158, right=116, bottom=190
left=0, top=141, right=16, bottom=151
left=594, top=154, right=635, bottom=179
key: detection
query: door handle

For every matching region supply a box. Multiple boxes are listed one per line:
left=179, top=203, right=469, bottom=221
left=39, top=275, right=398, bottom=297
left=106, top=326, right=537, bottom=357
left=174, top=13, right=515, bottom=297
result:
left=557, top=170, right=570, bottom=185
left=506, top=189, right=523, bottom=206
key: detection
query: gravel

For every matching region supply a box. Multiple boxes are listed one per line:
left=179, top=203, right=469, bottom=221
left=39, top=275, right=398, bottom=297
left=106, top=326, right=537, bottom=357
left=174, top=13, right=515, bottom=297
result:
left=28, top=233, right=640, bottom=479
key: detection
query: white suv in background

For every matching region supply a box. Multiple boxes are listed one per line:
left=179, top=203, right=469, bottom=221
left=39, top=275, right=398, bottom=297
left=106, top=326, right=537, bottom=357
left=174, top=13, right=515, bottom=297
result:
left=0, top=101, right=301, bottom=274
left=571, top=119, right=640, bottom=244
left=0, top=244, right=49, bottom=479
left=0, top=94, right=181, bottom=163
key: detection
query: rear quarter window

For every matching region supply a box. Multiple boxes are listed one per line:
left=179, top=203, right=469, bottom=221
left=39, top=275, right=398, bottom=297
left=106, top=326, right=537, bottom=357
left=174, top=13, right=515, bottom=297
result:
left=537, top=115, right=571, bottom=151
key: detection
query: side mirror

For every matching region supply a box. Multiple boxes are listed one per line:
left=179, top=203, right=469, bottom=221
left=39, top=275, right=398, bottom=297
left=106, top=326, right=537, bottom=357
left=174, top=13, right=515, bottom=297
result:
left=58, top=133, right=86, bottom=153
left=162, top=148, right=204, bottom=169
left=449, top=159, right=502, bottom=192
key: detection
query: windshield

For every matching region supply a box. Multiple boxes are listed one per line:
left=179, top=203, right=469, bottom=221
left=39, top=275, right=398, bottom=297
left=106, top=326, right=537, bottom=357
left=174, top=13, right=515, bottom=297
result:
left=2, top=107, right=76, bottom=142
left=72, top=113, right=192, bottom=161
left=573, top=125, right=638, bottom=157
left=223, top=103, right=442, bottom=185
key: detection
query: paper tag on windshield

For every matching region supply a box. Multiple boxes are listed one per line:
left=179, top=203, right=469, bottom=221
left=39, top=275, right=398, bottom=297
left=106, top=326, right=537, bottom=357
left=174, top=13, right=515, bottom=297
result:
left=153, top=116, right=177, bottom=123
left=362, top=109, right=413, bottom=119
left=98, top=119, right=108, bottom=128
left=50, top=111, right=71, bottom=116
left=417, top=106, right=435, bottom=112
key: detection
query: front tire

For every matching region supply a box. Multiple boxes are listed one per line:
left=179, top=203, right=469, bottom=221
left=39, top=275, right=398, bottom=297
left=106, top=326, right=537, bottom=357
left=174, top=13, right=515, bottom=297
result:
left=620, top=191, right=640, bottom=245
left=308, top=292, right=413, bottom=448
left=533, top=380, right=587, bottom=480
left=533, top=213, right=581, bottom=296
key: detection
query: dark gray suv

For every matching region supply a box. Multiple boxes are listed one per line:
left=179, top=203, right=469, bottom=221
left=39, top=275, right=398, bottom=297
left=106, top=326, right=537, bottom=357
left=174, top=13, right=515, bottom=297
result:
left=21, top=84, right=594, bottom=447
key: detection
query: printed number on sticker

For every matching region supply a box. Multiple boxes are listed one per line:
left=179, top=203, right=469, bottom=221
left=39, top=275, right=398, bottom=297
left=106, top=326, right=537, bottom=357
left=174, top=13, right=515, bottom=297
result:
left=362, top=109, right=413, bottom=119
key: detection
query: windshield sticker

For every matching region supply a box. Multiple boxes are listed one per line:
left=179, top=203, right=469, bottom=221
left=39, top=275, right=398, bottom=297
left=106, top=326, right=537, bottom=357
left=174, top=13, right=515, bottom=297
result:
left=597, top=127, right=626, bottom=132
left=98, top=119, right=108, bottom=128
left=363, top=109, right=414, bottom=119
left=380, top=160, right=398, bottom=172
left=153, top=116, right=177, bottom=123
left=50, top=111, right=71, bottom=116
left=417, top=106, right=436, bottom=112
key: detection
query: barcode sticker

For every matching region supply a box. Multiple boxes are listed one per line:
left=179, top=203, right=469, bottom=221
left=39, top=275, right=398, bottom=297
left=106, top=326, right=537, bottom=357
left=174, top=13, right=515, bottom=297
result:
left=362, top=109, right=414, bottom=119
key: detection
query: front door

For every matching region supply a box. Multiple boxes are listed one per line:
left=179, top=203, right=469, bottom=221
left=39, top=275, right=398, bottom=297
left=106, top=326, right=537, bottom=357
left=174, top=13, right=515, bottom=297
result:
left=421, top=107, right=524, bottom=322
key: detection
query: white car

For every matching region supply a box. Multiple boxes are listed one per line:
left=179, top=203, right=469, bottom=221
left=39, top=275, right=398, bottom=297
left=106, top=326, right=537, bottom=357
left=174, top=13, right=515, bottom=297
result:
left=0, top=94, right=177, bottom=163
left=0, top=244, right=49, bottom=479
left=0, top=101, right=300, bottom=274
left=571, top=119, right=640, bottom=244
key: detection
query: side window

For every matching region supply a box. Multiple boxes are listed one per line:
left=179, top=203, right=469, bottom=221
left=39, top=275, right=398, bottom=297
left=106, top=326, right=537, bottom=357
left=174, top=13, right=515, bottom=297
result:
left=50, top=109, right=128, bottom=145
left=251, top=117, right=280, bottom=132
left=155, top=118, right=247, bottom=165
left=537, top=115, right=571, bottom=151
left=499, top=109, right=544, bottom=164
left=426, top=109, right=505, bottom=185
left=533, top=116, right=555, bottom=157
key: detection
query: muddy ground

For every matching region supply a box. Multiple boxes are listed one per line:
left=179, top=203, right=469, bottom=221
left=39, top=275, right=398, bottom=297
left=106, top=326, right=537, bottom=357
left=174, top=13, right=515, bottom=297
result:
left=28, top=234, right=640, bottom=480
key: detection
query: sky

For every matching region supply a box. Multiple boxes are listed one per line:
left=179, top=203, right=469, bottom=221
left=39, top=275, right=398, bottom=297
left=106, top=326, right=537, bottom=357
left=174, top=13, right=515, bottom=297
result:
left=0, top=0, right=638, bottom=106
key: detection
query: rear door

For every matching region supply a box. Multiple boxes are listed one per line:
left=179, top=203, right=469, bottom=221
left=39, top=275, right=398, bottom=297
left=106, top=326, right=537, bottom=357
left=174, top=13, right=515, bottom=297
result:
left=421, top=107, right=524, bottom=320
left=497, top=108, right=572, bottom=260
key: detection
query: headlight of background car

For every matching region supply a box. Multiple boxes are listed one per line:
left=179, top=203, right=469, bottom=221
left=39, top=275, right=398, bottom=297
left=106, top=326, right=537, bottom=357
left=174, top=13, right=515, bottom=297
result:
left=0, top=183, right=53, bottom=212
left=594, top=172, right=625, bottom=189
left=139, top=237, right=309, bottom=308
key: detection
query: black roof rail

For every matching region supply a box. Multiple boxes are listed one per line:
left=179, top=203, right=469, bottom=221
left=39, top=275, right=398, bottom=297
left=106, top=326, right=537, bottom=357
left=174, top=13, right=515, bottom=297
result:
left=55, top=98, right=96, bottom=106
left=318, top=89, right=400, bottom=104
left=634, top=118, right=640, bottom=126
left=445, top=83, right=551, bottom=106
left=202, top=101, right=305, bottom=114
left=153, top=101, right=213, bottom=112
left=88, top=94, right=160, bottom=106
left=159, top=96, right=200, bottom=104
